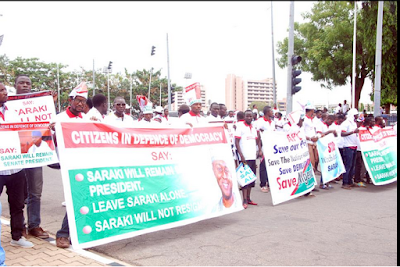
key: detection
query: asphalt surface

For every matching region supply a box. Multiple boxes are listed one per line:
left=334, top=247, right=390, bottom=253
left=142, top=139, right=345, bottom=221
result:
left=1, top=166, right=397, bottom=266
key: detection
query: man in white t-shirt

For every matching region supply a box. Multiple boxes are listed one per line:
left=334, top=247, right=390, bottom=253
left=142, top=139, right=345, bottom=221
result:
left=274, top=112, right=286, bottom=132
left=342, top=100, right=349, bottom=114
left=180, top=99, right=206, bottom=127
left=51, top=83, right=90, bottom=249
left=335, top=103, right=342, bottom=114
left=86, top=93, right=108, bottom=122
left=235, top=110, right=262, bottom=209
left=340, top=108, right=359, bottom=189
left=104, top=97, right=135, bottom=127
left=207, top=102, right=222, bottom=122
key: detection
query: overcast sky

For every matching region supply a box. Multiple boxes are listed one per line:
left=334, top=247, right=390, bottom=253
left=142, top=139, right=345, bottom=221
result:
left=0, top=1, right=373, bottom=107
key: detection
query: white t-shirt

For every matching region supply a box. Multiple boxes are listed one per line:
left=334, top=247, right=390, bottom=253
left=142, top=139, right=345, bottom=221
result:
left=314, top=119, right=325, bottom=137
left=86, top=107, right=104, bottom=122
left=180, top=111, right=207, bottom=126
left=342, top=104, right=349, bottom=114
left=274, top=117, right=286, bottom=132
left=303, top=115, right=317, bottom=144
left=329, top=122, right=344, bottom=149
left=54, top=107, right=88, bottom=123
left=235, top=121, right=258, bottom=161
left=207, top=114, right=222, bottom=122
left=335, top=106, right=341, bottom=114
left=256, top=117, right=275, bottom=132
left=103, top=112, right=135, bottom=127
left=341, top=119, right=358, bottom=148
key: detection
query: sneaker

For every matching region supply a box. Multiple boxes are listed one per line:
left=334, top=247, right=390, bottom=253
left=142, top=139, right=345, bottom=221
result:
left=327, top=184, right=334, bottom=189
left=261, top=186, right=269, bottom=193
left=10, top=236, right=34, bottom=248
left=355, top=182, right=367, bottom=188
left=319, top=184, right=329, bottom=190
left=56, top=237, right=70, bottom=248
left=62, top=201, right=66, bottom=207
left=29, top=227, right=49, bottom=239
left=22, top=227, right=28, bottom=239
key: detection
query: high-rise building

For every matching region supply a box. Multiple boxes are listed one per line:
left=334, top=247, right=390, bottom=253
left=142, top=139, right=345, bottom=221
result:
left=225, top=74, right=282, bottom=111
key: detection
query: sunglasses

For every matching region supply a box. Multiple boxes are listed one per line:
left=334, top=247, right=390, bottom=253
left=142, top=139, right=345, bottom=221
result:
left=116, top=103, right=126, bottom=107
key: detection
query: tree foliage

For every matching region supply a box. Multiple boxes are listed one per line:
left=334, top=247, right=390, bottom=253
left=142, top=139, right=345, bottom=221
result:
left=276, top=1, right=397, bottom=109
left=0, top=54, right=180, bottom=111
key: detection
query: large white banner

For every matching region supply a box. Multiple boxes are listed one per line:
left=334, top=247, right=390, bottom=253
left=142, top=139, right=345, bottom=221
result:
left=316, top=134, right=345, bottom=184
left=261, top=128, right=316, bottom=205
left=359, top=127, right=397, bottom=185
left=0, top=91, right=58, bottom=170
left=55, top=122, right=243, bottom=249
left=6, top=91, right=57, bottom=123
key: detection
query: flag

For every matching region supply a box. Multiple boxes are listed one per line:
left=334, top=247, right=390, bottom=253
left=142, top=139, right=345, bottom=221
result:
left=136, top=95, right=149, bottom=112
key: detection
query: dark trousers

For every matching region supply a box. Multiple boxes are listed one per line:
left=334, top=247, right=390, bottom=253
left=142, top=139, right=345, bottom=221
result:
left=354, top=151, right=364, bottom=183
left=56, top=212, right=69, bottom=238
left=259, top=158, right=269, bottom=187
left=343, top=147, right=357, bottom=186
left=0, top=171, right=26, bottom=240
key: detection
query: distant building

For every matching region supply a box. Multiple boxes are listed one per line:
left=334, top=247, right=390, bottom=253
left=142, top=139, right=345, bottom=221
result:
left=225, top=74, right=285, bottom=111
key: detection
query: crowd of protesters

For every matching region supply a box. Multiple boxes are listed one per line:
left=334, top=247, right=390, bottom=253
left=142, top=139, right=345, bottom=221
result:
left=0, top=75, right=396, bottom=260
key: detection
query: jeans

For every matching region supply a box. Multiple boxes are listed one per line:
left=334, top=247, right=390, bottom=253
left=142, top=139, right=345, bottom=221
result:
left=56, top=213, right=69, bottom=238
left=25, top=167, right=43, bottom=230
left=0, top=202, right=6, bottom=266
left=354, top=151, right=366, bottom=183
left=343, top=147, right=357, bottom=186
left=259, top=158, right=269, bottom=187
left=0, top=171, right=26, bottom=240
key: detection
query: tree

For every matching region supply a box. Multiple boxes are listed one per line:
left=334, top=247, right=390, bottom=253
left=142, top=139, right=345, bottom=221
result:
left=276, top=1, right=397, bottom=110
left=248, top=101, right=272, bottom=112
left=361, top=1, right=397, bottom=114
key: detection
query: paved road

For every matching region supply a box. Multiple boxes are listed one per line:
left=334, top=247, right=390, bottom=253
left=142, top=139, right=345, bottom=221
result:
left=1, top=166, right=397, bottom=266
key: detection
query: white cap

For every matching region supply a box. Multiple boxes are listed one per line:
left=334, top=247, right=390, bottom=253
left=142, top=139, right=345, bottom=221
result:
left=69, top=82, right=88, bottom=99
left=347, top=108, right=358, bottom=117
left=304, top=101, right=315, bottom=110
left=154, top=106, right=163, bottom=114
left=189, top=98, right=202, bottom=106
left=143, top=103, right=153, bottom=114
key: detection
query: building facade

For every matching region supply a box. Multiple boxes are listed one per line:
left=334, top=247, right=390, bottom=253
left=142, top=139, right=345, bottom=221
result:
left=225, top=74, right=286, bottom=111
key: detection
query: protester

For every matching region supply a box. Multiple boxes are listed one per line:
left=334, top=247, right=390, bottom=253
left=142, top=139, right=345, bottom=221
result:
left=153, top=106, right=164, bottom=124
left=14, top=75, right=50, bottom=239
left=0, top=82, right=34, bottom=248
left=163, top=107, right=170, bottom=122
left=0, top=202, right=5, bottom=265
left=354, top=116, right=367, bottom=188
left=86, top=93, right=108, bottom=122
left=51, top=83, right=90, bottom=248
left=219, top=103, right=227, bottom=119
left=83, top=97, right=93, bottom=114
left=227, top=110, right=236, bottom=121
left=274, top=112, right=286, bottom=132
left=180, top=99, right=206, bottom=126
left=256, top=106, right=275, bottom=193
left=139, top=103, right=155, bottom=124
left=303, top=103, right=321, bottom=176
left=178, top=104, right=190, bottom=118
left=104, top=97, right=135, bottom=126
left=335, top=103, right=342, bottom=114
left=342, top=100, right=349, bottom=114
left=316, top=114, right=337, bottom=189
left=207, top=102, right=221, bottom=122
left=235, top=110, right=262, bottom=208
left=340, top=108, right=359, bottom=189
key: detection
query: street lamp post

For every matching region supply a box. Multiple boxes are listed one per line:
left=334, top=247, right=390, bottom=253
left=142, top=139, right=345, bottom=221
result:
left=103, top=61, right=112, bottom=111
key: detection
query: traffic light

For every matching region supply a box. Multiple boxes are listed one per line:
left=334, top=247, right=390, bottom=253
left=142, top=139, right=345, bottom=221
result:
left=170, top=86, right=175, bottom=103
left=151, top=46, right=156, bottom=56
left=108, top=61, right=113, bottom=71
left=171, top=93, right=175, bottom=104
left=291, top=55, right=302, bottom=95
